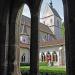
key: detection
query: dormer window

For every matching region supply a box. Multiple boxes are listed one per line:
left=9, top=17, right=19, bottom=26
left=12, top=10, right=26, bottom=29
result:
left=50, top=19, right=52, bottom=25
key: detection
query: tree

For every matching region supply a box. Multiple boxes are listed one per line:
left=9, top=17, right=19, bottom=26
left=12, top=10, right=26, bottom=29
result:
left=61, top=22, right=65, bottom=37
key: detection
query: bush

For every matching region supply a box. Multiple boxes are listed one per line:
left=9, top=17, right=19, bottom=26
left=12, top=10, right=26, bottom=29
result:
left=20, top=63, right=30, bottom=66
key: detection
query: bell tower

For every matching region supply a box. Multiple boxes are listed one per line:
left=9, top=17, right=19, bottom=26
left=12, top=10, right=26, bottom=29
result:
left=41, top=0, right=62, bottom=39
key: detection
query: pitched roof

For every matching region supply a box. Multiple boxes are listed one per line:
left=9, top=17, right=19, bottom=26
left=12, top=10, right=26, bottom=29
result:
left=39, top=39, right=65, bottom=48
left=20, top=39, right=65, bottom=48
left=20, top=43, right=30, bottom=49
left=49, top=5, right=61, bottom=19
left=21, top=15, right=55, bottom=35
left=39, top=23, right=53, bottom=34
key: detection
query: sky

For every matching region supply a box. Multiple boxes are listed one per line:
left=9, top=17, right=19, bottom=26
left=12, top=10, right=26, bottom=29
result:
left=22, top=0, right=64, bottom=21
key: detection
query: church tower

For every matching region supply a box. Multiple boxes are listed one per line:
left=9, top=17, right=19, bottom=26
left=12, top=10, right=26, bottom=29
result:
left=41, top=0, right=62, bottom=39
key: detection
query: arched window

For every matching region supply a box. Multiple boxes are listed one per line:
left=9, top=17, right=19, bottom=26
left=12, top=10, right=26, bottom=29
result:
left=21, top=53, right=26, bottom=63
left=41, top=52, right=45, bottom=62
left=52, top=51, right=58, bottom=62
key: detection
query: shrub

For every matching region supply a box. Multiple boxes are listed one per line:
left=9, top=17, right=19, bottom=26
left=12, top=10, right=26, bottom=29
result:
left=20, top=63, right=30, bottom=66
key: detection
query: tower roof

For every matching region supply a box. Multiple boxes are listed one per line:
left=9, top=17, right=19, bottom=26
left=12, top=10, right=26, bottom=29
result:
left=49, top=1, right=61, bottom=19
left=49, top=0, right=53, bottom=8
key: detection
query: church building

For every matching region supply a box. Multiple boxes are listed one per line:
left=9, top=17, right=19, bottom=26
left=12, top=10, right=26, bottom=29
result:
left=19, top=1, right=66, bottom=66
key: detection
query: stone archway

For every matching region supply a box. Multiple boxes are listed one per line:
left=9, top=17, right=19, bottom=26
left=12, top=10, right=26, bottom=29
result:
left=1, top=0, right=75, bottom=75
left=6, top=0, right=43, bottom=75
left=13, top=6, right=23, bottom=75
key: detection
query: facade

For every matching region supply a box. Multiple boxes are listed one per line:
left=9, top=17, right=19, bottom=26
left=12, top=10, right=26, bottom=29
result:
left=41, top=3, right=62, bottom=39
left=39, top=39, right=65, bottom=66
left=19, top=15, right=55, bottom=63
left=19, top=3, right=66, bottom=66
left=0, top=0, right=75, bottom=75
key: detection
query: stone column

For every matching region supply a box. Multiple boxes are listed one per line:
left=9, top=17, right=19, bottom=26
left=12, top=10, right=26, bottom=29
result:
left=63, top=0, right=75, bottom=75
left=0, top=1, right=10, bottom=75
left=29, top=0, right=43, bottom=75
left=14, top=6, right=23, bottom=75
left=7, top=5, right=23, bottom=75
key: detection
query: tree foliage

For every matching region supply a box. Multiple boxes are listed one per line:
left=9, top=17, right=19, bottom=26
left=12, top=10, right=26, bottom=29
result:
left=61, top=22, right=65, bottom=37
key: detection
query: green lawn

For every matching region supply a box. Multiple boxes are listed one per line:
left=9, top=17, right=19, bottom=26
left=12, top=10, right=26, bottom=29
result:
left=39, top=66, right=66, bottom=73
left=20, top=66, right=66, bottom=73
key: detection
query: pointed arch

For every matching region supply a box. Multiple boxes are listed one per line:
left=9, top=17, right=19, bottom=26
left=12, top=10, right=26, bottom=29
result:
left=46, top=51, right=51, bottom=62
left=52, top=51, right=58, bottom=62
left=41, top=52, right=45, bottom=62
left=21, top=53, right=26, bottom=63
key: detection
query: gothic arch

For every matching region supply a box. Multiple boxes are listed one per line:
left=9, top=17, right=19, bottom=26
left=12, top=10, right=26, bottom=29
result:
left=21, top=53, right=26, bottom=63
left=46, top=51, right=51, bottom=62
left=0, top=0, right=75, bottom=75
left=41, top=52, right=45, bottom=62
left=52, top=51, right=58, bottom=62
left=2, top=0, right=43, bottom=75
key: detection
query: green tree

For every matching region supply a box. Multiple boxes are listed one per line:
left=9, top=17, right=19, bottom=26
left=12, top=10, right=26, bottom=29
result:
left=61, top=22, right=65, bottom=37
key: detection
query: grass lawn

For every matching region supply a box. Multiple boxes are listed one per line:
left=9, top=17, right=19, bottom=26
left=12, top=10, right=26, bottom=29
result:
left=20, top=66, right=66, bottom=73
left=39, top=66, right=66, bottom=73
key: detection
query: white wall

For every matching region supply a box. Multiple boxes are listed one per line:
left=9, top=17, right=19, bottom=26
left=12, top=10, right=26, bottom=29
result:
left=20, top=45, right=66, bottom=66
left=41, top=5, right=55, bottom=33
left=41, top=5, right=62, bottom=39
left=20, top=48, right=30, bottom=63
left=39, top=45, right=65, bottom=66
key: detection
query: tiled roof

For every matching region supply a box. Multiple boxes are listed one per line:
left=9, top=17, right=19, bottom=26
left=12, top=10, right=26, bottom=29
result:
left=20, top=39, right=65, bottom=48
left=39, top=23, right=53, bottom=34
left=49, top=6, right=61, bottom=19
left=39, top=39, right=65, bottom=48
left=21, top=15, right=55, bottom=35
left=20, top=43, right=30, bottom=49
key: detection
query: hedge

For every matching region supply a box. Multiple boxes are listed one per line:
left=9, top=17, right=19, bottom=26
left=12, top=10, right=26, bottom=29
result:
left=20, top=63, right=30, bottom=66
